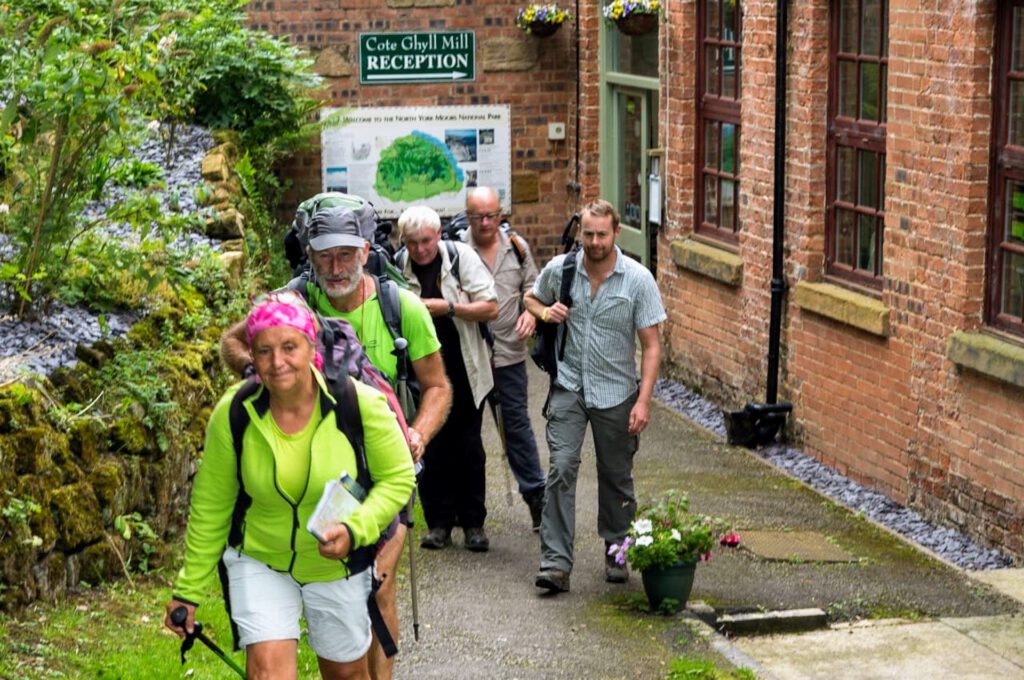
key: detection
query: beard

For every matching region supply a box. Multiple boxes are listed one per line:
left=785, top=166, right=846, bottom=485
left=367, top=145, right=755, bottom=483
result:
left=315, top=261, right=363, bottom=299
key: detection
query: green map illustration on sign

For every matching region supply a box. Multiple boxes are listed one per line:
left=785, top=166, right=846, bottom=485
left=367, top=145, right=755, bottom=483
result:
left=374, top=131, right=464, bottom=201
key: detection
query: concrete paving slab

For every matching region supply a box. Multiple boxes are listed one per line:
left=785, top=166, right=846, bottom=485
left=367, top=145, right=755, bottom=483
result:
left=942, top=614, right=1024, bottom=669
left=732, top=617, right=1024, bottom=679
left=740, top=530, right=856, bottom=563
left=969, top=568, right=1024, bottom=605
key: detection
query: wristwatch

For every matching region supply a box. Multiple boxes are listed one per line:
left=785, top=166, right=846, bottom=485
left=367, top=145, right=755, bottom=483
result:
left=446, top=301, right=456, bottom=318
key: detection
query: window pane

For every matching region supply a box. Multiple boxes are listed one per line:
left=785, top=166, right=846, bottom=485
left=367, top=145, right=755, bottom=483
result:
left=1010, top=80, right=1024, bottom=146
left=837, top=146, right=855, bottom=203
left=723, top=47, right=737, bottom=98
left=706, top=0, right=720, bottom=39
left=839, top=0, right=858, bottom=53
left=704, top=175, right=719, bottom=225
left=706, top=46, right=721, bottom=96
left=880, top=64, right=888, bottom=123
left=839, top=60, right=858, bottom=117
left=723, top=0, right=737, bottom=41
left=722, top=123, right=737, bottom=173
left=836, top=209, right=855, bottom=266
left=857, top=214, right=878, bottom=272
left=858, top=149, right=880, bottom=208
left=1000, top=251, right=1024, bottom=320
left=879, top=154, right=886, bottom=206
left=862, top=0, right=882, bottom=55
left=861, top=61, right=880, bottom=121
left=1007, top=181, right=1024, bottom=243
left=705, top=120, right=720, bottom=169
left=721, top=179, right=737, bottom=233
left=1014, top=7, right=1024, bottom=72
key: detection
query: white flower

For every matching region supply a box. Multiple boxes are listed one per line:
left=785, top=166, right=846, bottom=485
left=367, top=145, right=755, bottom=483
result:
left=633, top=518, right=653, bottom=535
left=670, top=528, right=681, bottom=541
left=157, top=32, right=177, bottom=54
left=636, top=535, right=654, bottom=547
left=0, top=203, right=8, bottom=214
left=147, top=120, right=161, bottom=133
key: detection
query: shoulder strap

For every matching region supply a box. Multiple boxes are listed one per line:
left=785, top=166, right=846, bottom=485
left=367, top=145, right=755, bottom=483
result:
left=227, top=380, right=261, bottom=547
left=556, top=249, right=578, bottom=362
left=444, top=240, right=460, bottom=286
left=371, top=274, right=403, bottom=342
left=329, top=376, right=370, bottom=493
left=500, top=223, right=527, bottom=266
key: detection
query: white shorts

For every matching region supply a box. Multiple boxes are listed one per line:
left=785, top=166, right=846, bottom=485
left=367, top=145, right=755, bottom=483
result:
left=222, top=548, right=373, bottom=663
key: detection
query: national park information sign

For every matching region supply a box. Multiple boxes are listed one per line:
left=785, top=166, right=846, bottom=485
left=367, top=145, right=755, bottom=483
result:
left=320, top=105, right=512, bottom=218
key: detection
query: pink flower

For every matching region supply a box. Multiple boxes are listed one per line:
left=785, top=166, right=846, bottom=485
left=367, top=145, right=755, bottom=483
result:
left=700, top=551, right=712, bottom=562
left=720, top=531, right=741, bottom=548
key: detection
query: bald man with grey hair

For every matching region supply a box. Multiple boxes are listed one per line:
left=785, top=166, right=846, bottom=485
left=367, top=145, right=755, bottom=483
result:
left=460, top=187, right=546, bottom=532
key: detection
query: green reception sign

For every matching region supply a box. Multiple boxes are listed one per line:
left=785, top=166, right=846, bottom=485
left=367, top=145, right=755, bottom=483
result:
left=359, top=32, right=475, bottom=85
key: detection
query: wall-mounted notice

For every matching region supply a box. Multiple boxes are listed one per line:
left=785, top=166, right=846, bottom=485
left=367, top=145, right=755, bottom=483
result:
left=320, top=105, right=511, bottom=218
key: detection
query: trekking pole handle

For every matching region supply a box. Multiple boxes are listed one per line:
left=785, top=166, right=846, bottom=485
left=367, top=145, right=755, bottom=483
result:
left=170, top=606, right=188, bottom=628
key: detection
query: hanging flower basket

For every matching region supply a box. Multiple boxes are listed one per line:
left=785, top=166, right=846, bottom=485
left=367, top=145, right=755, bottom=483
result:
left=614, top=12, right=658, bottom=36
left=603, top=1, right=661, bottom=36
left=516, top=4, right=573, bottom=37
left=528, top=20, right=562, bottom=38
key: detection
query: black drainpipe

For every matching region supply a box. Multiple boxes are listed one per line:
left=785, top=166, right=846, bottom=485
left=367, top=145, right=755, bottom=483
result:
left=724, top=0, right=793, bottom=447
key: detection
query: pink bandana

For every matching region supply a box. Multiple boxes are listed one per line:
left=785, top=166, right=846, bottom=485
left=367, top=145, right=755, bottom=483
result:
left=246, top=291, right=323, bottom=371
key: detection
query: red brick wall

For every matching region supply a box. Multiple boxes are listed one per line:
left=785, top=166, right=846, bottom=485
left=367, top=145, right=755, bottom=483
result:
left=656, top=0, right=1022, bottom=559
left=247, top=0, right=580, bottom=262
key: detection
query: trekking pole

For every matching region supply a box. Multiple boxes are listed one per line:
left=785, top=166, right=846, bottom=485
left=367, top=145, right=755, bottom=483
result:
left=406, top=487, right=421, bottom=641
left=487, top=394, right=515, bottom=507
left=393, top=337, right=422, bottom=641
left=170, top=606, right=247, bottom=679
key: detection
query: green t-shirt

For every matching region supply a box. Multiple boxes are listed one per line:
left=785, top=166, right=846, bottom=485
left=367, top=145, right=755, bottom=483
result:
left=267, top=400, right=320, bottom=502
left=307, top=281, right=441, bottom=384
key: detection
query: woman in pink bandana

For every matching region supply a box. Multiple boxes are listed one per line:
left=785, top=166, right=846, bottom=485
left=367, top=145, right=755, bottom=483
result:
left=164, top=292, right=415, bottom=680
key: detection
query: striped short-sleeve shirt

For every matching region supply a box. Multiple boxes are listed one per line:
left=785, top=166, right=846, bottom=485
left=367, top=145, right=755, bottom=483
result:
left=532, top=247, right=666, bottom=409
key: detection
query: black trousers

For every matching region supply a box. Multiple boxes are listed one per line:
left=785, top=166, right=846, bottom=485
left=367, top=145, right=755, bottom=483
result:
left=419, top=387, right=487, bottom=530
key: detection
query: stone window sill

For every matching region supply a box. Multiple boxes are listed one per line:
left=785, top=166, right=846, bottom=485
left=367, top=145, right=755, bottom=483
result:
left=947, top=331, right=1024, bottom=390
left=670, top=238, right=743, bottom=287
left=793, top=281, right=891, bottom=337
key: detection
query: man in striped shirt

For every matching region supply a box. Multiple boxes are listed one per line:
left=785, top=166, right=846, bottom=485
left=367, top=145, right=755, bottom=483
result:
left=524, top=199, right=666, bottom=594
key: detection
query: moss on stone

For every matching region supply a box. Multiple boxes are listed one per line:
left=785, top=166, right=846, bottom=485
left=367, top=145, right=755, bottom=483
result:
left=50, top=482, right=104, bottom=551
left=110, top=416, right=151, bottom=456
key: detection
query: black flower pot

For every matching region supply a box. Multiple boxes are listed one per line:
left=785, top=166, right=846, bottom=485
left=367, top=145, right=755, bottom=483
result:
left=615, top=12, right=658, bottom=36
left=529, top=21, right=562, bottom=37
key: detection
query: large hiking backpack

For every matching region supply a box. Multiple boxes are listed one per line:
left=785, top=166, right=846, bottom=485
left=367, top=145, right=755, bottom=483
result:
left=287, top=192, right=405, bottom=282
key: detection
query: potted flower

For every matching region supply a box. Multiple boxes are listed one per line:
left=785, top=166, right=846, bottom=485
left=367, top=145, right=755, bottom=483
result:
left=515, top=3, right=573, bottom=38
left=607, top=490, right=735, bottom=613
left=602, top=0, right=661, bottom=37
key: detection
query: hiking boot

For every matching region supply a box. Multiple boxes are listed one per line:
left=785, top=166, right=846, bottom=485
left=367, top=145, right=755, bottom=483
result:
left=464, top=527, right=490, bottom=552
left=523, top=489, right=545, bottom=533
left=605, top=552, right=629, bottom=584
left=420, top=527, right=452, bottom=550
left=535, top=568, right=570, bottom=593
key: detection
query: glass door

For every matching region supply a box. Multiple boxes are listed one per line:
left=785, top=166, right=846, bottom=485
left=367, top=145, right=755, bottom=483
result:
left=600, top=16, right=660, bottom=269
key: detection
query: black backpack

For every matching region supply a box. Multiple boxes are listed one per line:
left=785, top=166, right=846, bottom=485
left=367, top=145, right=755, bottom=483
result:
left=530, top=213, right=581, bottom=379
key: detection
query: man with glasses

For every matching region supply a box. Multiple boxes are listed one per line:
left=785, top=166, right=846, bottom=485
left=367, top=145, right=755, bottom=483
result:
left=460, top=186, right=547, bottom=532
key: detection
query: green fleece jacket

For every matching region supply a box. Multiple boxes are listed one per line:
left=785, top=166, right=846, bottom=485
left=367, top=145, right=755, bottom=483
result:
left=174, top=371, right=415, bottom=605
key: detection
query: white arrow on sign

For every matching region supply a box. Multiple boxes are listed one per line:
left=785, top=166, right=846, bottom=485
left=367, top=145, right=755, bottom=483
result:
left=365, top=71, right=468, bottom=81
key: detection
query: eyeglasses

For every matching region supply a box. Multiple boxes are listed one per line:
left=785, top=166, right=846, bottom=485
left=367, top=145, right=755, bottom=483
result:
left=467, top=211, right=502, bottom=223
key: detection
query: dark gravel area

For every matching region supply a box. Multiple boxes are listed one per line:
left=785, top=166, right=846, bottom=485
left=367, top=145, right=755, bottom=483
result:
left=653, top=378, right=1013, bottom=571
left=0, top=123, right=216, bottom=384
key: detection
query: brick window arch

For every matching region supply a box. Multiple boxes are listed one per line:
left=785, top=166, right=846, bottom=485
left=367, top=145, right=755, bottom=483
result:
left=990, top=1, right=1024, bottom=335
left=826, top=0, right=888, bottom=288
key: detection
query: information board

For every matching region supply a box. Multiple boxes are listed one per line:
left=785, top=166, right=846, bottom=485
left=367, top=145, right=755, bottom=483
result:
left=320, top=105, right=511, bottom=218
